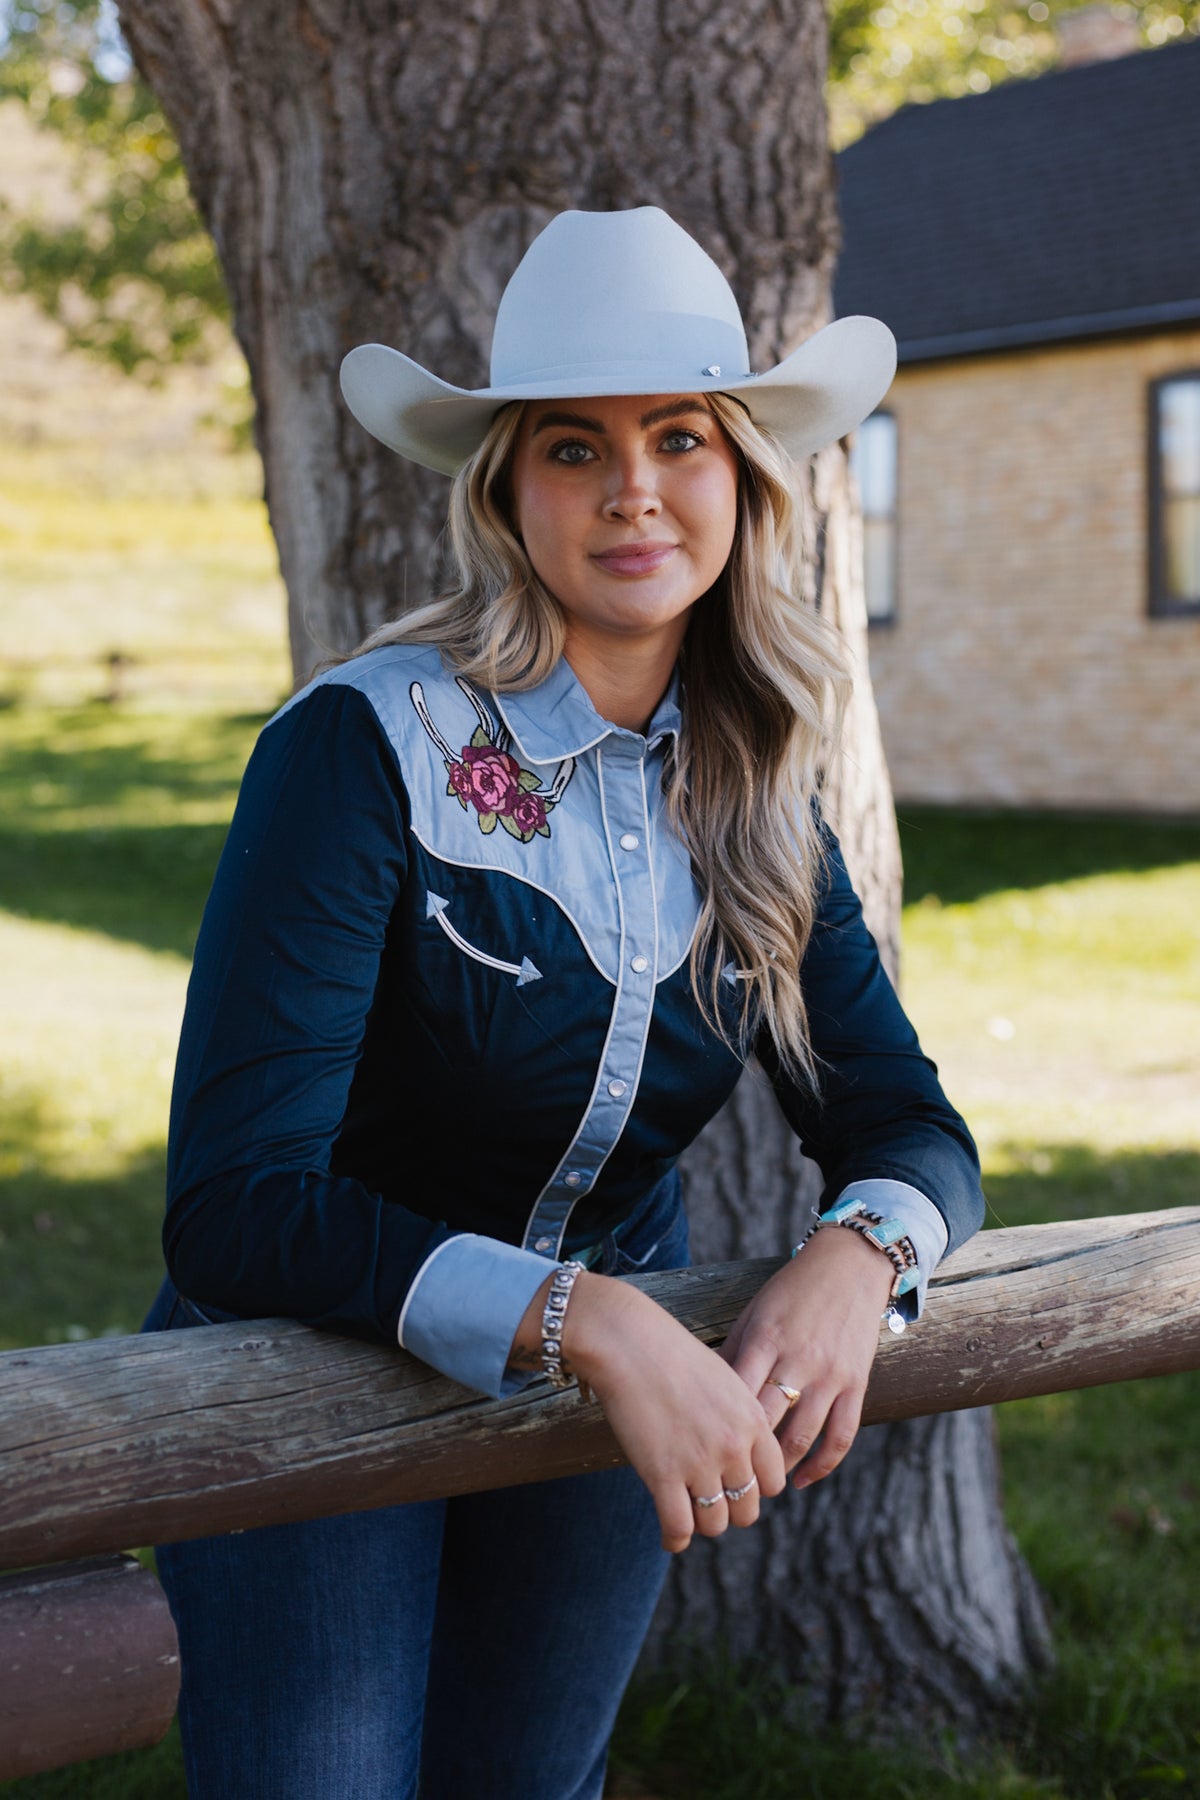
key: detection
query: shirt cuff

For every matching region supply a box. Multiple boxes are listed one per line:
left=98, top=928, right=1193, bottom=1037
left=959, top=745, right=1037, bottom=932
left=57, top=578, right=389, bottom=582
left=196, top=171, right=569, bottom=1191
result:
left=830, top=1178, right=950, bottom=1322
left=397, top=1234, right=556, bottom=1399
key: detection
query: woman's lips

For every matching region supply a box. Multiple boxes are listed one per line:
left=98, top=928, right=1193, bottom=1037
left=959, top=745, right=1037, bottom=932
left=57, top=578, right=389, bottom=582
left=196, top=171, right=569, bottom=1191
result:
left=590, top=541, right=677, bottom=577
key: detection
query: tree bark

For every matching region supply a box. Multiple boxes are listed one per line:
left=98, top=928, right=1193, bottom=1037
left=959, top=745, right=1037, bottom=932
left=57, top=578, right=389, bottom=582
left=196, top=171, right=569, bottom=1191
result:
left=114, top=0, right=1048, bottom=1733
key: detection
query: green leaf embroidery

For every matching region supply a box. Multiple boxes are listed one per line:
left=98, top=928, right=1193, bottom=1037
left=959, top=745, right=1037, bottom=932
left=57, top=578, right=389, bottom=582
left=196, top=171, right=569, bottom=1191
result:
left=517, top=769, right=541, bottom=791
left=470, top=725, right=491, bottom=749
left=478, top=811, right=498, bottom=834
left=536, top=823, right=551, bottom=838
left=499, top=812, right=524, bottom=839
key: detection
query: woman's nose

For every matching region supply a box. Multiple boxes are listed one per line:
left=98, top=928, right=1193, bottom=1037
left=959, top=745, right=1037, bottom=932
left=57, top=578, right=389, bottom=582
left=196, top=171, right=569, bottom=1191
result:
left=602, top=454, right=662, bottom=521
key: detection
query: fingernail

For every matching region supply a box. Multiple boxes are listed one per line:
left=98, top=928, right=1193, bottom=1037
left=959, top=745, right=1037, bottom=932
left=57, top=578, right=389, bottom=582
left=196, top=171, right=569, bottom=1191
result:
left=792, top=1473, right=811, bottom=1490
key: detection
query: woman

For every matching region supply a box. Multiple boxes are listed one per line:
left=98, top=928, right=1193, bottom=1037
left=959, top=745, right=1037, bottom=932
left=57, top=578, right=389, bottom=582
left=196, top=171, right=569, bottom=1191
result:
left=145, top=206, right=983, bottom=1799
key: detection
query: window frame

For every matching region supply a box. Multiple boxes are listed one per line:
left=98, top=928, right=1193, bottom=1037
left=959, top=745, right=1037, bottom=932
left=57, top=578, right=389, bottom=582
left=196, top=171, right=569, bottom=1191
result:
left=851, top=408, right=899, bottom=629
left=1148, top=368, right=1200, bottom=619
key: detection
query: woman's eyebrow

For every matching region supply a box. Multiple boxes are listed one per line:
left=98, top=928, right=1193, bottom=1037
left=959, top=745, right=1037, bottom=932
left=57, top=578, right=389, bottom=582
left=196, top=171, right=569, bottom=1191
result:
left=530, top=409, right=607, bottom=436
left=529, top=399, right=712, bottom=438
left=638, top=400, right=711, bottom=427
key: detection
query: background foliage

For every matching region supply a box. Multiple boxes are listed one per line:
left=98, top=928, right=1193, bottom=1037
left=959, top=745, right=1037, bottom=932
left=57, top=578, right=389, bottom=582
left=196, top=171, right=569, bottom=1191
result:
left=3, top=0, right=1200, bottom=381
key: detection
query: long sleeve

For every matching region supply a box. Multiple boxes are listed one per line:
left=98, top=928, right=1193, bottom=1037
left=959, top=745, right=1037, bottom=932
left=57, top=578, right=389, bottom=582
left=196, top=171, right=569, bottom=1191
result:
left=165, top=681, right=560, bottom=1386
left=164, top=683, right=439, bottom=1340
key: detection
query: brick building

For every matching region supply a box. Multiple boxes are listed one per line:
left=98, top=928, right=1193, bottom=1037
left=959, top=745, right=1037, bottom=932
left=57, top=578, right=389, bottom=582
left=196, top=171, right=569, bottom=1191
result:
left=835, top=35, right=1200, bottom=813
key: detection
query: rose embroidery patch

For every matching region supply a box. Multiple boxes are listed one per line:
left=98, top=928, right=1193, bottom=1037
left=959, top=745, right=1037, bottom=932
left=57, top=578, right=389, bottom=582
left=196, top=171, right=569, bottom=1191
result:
left=411, top=677, right=575, bottom=844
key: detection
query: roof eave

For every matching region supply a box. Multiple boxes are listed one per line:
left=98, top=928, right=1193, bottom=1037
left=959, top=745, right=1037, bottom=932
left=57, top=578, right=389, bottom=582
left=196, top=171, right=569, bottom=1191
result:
left=893, top=298, right=1200, bottom=365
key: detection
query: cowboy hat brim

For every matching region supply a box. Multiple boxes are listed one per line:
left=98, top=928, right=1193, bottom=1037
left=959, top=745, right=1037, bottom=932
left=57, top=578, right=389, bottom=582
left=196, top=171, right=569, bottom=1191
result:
left=339, top=314, right=896, bottom=478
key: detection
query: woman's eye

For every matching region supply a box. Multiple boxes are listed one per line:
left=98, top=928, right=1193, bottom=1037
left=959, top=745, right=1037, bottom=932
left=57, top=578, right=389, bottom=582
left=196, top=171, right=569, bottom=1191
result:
left=661, top=429, right=703, bottom=454
left=549, top=440, right=596, bottom=465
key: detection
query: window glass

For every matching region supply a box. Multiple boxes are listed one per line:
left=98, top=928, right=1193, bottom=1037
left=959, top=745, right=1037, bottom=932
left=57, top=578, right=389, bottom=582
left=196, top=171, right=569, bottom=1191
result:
left=1156, top=376, right=1200, bottom=608
left=851, top=412, right=897, bottom=623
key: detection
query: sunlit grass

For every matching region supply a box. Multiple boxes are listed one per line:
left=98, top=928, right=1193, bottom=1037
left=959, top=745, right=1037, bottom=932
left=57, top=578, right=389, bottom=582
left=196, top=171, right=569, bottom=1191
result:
left=0, top=470, right=1198, bottom=1794
left=898, top=811, right=1200, bottom=1173
left=0, top=697, right=266, bottom=1351
left=0, top=445, right=288, bottom=706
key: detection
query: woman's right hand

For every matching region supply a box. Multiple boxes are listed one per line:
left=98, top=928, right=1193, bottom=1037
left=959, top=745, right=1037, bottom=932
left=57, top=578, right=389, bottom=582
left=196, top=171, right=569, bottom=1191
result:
left=515, top=1271, right=786, bottom=1552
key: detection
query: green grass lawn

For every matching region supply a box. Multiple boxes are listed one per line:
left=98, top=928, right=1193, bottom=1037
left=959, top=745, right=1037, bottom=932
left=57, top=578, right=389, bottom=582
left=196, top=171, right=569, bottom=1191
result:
left=1, top=465, right=1198, bottom=1796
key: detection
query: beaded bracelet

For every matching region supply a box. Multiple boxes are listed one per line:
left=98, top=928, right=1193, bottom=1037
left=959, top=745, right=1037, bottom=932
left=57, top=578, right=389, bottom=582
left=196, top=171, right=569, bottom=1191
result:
left=541, top=1260, right=587, bottom=1392
left=802, top=1197, right=919, bottom=1300
left=791, top=1198, right=920, bottom=1335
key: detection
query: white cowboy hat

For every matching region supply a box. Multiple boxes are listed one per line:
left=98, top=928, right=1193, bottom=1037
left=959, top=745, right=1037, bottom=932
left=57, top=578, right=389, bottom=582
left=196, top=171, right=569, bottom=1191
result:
left=339, top=207, right=896, bottom=477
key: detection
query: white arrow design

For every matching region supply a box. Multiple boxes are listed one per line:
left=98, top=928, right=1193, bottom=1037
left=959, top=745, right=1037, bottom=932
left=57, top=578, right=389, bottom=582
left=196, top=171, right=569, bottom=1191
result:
left=426, top=891, right=542, bottom=986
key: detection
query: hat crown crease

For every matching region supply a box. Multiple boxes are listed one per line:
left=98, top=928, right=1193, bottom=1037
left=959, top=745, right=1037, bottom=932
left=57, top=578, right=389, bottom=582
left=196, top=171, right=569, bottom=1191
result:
left=488, top=207, right=750, bottom=388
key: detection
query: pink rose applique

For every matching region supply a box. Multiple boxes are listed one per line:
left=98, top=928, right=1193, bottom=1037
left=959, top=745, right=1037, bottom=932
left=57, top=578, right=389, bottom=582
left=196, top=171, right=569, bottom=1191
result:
left=508, top=790, right=549, bottom=840
left=447, top=761, right=474, bottom=807
left=461, top=745, right=522, bottom=818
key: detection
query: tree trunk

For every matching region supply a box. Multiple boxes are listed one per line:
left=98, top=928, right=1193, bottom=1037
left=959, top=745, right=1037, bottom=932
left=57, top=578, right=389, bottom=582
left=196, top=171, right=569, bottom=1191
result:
left=115, top=0, right=1049, bottom=1733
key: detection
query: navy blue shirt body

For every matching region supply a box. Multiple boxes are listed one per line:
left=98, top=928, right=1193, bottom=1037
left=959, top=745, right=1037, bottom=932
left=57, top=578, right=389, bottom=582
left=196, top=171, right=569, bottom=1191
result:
left=164, top=645, right=983, bottom=1394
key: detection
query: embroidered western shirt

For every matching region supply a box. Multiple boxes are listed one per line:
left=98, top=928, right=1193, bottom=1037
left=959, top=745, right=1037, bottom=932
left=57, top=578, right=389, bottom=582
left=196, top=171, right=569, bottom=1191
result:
left=164, top=644, right=981, bottom=1398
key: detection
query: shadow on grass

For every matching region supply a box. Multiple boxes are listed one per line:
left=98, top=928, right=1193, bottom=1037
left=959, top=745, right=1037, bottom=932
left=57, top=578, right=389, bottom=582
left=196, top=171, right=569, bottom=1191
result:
left=898, top=808, right=1200, bottom=908
left=0, top=703, right=270, bottom=959
left=979, top=1144, right=1200, bottom=1233
left=611, top=1658, right=1059, bottom=1799
left=0, top=1140, right=168, bottom=1353
left=0, top=820, right=228, bottom=960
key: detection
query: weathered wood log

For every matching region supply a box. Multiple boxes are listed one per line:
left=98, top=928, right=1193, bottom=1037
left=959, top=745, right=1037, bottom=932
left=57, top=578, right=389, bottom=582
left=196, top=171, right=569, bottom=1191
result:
left=0, top=1556, right=179, bottom=1780
left=0, top=1208, right=1195, bottom=1574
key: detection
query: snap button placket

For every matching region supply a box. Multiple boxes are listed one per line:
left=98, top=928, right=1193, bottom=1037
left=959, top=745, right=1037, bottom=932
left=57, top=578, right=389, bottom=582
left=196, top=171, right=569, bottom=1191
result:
left=522, top=738, right=658, bottom=1258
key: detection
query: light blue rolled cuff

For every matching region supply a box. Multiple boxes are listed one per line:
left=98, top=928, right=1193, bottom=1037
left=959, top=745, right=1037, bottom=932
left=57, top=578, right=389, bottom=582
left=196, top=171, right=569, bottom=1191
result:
left=397, top=1233, right=557, bottom=1399
left=833, top=1178, right=949, bottom=1322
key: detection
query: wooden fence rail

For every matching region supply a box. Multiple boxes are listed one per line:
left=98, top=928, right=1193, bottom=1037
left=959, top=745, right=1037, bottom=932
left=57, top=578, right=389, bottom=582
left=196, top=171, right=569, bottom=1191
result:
left=1, top=1205, right=1198, bottom=1780
left=3, top=1207, right=1199, bottom=1571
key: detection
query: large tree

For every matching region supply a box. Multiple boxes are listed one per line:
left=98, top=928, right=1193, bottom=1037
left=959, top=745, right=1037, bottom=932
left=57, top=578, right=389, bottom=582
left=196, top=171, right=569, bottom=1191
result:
left=106, top=0, right=1048, bottom=1733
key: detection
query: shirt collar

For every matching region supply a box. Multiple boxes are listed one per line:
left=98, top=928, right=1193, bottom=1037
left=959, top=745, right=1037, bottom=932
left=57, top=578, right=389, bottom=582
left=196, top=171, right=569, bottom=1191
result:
left=494, top=657, right=682, bottom=766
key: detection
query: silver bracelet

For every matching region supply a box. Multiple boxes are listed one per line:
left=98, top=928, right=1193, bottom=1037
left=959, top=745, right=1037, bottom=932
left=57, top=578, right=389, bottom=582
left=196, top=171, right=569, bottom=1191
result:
left=541, top=1260, right=587, bottom=1391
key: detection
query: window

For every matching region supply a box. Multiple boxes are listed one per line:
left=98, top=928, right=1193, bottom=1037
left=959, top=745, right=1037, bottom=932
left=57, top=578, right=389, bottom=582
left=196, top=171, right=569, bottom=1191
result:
left=1150, top=373, right=1200, bottom=616
left=851, top=411, right=898, bottom=624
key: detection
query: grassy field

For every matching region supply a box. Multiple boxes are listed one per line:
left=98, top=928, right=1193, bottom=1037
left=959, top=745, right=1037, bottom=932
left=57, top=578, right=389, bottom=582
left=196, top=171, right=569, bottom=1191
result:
left=1, top=401, right=1198, bottom=1795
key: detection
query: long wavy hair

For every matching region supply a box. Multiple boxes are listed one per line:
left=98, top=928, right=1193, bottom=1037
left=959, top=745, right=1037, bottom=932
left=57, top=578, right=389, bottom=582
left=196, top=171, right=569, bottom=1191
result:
left=347, top=394, right=852, bottom=1082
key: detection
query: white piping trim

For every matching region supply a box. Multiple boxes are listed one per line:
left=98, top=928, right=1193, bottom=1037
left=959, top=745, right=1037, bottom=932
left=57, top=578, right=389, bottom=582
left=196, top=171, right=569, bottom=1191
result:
left=493, top=689, right=610, bottom=766
left=396, top=1234, right=467, bottom=1347
left=409, top=827, right=617, bottom=984
left=519, top=742, right=651, bottom=1257
left=620, top=758, right=660, bottom=1120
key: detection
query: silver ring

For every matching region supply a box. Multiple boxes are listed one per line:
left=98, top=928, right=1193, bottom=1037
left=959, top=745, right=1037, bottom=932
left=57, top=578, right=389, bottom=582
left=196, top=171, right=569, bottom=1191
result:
left=767, top=1379, right=801, bottom=1408
left=723, top=1476, right=758, bottom=1503
left=693, top=1490, right=725, bottom=1509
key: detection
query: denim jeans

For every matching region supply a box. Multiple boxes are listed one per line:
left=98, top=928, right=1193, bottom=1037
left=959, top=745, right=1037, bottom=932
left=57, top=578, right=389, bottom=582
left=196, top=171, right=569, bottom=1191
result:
left=142, top=1173, right=688, bottom=1800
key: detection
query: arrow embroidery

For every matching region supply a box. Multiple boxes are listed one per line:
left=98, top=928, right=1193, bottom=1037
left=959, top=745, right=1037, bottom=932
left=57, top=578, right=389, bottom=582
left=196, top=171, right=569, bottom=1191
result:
left=426, top=892, right=543, bottom=986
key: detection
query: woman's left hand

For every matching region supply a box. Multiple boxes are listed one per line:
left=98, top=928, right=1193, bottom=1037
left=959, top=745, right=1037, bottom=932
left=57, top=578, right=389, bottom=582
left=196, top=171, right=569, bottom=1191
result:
left=718, top=1224, right=896, bottom=1489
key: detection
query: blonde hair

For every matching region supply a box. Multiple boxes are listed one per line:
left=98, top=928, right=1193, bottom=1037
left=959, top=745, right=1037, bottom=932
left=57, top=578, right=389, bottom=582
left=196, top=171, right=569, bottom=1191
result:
left=349, top=395, right=852, bottom=1081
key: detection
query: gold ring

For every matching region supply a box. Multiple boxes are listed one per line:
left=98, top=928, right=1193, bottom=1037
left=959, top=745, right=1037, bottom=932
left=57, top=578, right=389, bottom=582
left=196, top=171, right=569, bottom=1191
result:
left=767, top=1379, right=802, bottom=1408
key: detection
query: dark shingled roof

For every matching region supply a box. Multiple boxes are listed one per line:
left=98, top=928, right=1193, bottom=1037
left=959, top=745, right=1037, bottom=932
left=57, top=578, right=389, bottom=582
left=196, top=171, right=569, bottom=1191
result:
left=833, top=40, right=1200, bottom=362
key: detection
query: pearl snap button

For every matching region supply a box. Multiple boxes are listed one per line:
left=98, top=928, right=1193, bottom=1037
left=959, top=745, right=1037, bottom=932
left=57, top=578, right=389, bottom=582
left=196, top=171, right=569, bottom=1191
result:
left=563, top=1170, right=583, bottom=1187
left=630, top=954, right=649, bottom=973
left=608, top=1079, right=627, bottom=1098
left=619, top=832, right=639, bottom=851
left=534, top=1236, right=553, bottom=1252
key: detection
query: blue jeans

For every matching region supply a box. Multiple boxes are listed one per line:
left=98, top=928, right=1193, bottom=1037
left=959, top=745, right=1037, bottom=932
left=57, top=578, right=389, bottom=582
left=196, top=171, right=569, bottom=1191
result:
left=142, top=1174, right=688, bottom=1800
